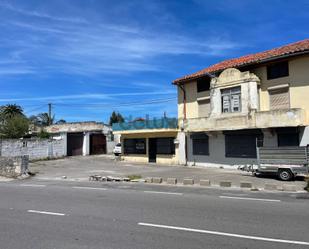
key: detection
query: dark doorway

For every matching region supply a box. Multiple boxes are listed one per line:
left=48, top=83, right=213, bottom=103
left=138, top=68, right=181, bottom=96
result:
left=90, top=134, right=106, bottom=155
left=148, top=138, right=157, bottom=163
left=67, top=133, right=84, bottom=156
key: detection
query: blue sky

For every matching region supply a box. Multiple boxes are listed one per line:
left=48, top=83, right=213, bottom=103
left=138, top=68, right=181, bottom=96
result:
left=0, top=0, right=309, bottom=123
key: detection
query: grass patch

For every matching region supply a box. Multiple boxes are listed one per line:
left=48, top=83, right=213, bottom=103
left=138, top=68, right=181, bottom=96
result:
left=127, top=175, right=142, bottom=181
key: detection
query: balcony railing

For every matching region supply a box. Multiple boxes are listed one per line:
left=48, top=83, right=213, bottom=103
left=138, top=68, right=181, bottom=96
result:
left=112, top=118, right=178, bottom=131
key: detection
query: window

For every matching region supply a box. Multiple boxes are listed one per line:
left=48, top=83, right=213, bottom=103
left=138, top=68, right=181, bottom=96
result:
left=221, top=86, right=241, bottom=113
left=197, top=76, right=211, bottom=92
left=123, top=138, right=146, bottom=154
left=277, top=128, right=299, bottom=147
left=267, top=61, right=289, bottom=80
left=156, top=137, right=175, bottom=155
left=225, top=130, right=263, bottom=158
left=191, top=133, right=209, bottom=155
left=198, top=99, right=210, bottom=117
left=269, top=87, right=290, bottom=110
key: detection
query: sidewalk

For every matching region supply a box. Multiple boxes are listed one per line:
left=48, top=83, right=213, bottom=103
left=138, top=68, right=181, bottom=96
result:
left=28, top=155, right=308, bottom=192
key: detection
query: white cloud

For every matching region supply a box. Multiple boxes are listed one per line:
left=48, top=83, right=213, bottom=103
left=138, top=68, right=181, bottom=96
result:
left=0, top=91, right=175, bottom=103
left=0, top=2, right=87, bottom=23
left=0, top=1, right=241, bottom=76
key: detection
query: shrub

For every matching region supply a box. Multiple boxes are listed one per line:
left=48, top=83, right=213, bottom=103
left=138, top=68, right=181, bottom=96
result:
left=38, top=129, right=50, bottom=139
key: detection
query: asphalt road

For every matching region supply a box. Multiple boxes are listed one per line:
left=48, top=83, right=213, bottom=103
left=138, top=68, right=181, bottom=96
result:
left=0, top=180, right=308, bottom=249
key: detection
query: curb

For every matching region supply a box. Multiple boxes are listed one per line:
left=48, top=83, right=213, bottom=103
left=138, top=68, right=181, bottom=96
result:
left=143, top=177, right=302, bottom=192
left=88, top=175, right=303, bottom=192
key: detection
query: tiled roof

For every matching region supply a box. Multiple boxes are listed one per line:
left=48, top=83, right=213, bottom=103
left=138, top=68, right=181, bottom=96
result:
left=173, top=39, right=309, bottom=84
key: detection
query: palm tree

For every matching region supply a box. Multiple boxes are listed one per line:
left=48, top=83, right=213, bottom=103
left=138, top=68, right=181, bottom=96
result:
left=0, top=104, right=25, bottom=120
left=37, top=112, right=55, bottom=126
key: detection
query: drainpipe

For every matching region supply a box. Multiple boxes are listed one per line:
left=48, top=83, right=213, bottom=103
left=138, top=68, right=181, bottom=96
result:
left=179, top=84, right=188, bottom=165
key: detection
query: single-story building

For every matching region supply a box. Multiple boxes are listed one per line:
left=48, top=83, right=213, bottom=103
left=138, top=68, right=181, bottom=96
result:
left=112, top=118, right=185, bottom=165
left=46, top=122, right=116, bottom=156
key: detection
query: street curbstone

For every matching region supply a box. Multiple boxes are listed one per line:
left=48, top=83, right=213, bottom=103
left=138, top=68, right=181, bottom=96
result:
left=200, top=179, right=211, bottom=186
left=264, top=184, right=278, bottom=191
left=220, top=181, right=232, bottom=187
left=240, top=181, right=252, bottom=188
left=167, top=178, right=177, bottom=185
left=183, top=178, right=194, bottom=185
left=152, top=177, right=163, bottom=184
left=145, top=177, right=153, bottom=183
left=282, top=184, right=297, bottom=192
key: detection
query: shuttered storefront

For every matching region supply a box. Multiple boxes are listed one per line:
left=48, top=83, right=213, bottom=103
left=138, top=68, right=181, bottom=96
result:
left=269, top=87, right=290, bottom=110
left=224, top=130, right=263, bottom=158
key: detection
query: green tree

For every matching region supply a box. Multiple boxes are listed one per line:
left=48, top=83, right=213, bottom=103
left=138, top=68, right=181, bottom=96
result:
left=56, top=119, right=66, bottom=124
left=109, top=111, right=124, bottom=125
left=0, top=115, right=29, bottom=138
left=0, top=104, right=25, bottom=121
left=37, top=112, right=55, bottom=126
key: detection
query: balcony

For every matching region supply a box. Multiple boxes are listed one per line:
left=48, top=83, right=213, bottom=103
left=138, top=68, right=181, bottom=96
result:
left=255, top=108, right=307, bottom=128
left=112, top=118, right=178, bottom=134
left=184, top=108, right=307, bottom=132
left=184, top=113, right=255, bottom=132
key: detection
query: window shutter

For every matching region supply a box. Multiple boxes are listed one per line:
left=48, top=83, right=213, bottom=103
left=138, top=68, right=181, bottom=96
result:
left=231, top=95, right=240, bottom=112
left=269, top=88, right=289, bottom=110
left=198, top=99, right=210, bottom=117
left=222, top=95, right=230, bottom=112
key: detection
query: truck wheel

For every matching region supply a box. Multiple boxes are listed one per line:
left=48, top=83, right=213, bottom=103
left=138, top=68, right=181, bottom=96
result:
left=278, top=169, right=294, bottom=181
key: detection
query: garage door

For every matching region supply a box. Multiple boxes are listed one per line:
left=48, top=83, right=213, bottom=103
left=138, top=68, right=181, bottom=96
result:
left=67, top=133, right=84, bottom=156
left=90, top=134, right=106, bottom=155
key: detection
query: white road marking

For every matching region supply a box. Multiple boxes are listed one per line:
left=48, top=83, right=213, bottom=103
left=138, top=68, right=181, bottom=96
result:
left=143, top=191, right=183, bottom=196
left=219, top=196, right=281, bottom=202
left=138, top=222, right=309, bottom=246
left=27, top=210, right=65, bottom=216
left=72, top=186, right=107, bottom=190
left=20, top=184, right=46, bottom=187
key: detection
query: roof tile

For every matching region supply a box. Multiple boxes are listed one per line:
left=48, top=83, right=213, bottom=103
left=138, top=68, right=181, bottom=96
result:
left=173, top=39, right=309, bottom=84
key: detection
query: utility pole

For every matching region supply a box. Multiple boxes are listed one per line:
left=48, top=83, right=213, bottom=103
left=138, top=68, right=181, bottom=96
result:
left=48, top=103, right=52, bottom=125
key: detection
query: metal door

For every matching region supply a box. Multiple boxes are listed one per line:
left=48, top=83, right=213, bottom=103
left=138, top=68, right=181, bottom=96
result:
left=67, top=133, right=84, bottom=156
left=148, top=138, right=157, bottom=163
left=90, top=134, right=106, bottom=155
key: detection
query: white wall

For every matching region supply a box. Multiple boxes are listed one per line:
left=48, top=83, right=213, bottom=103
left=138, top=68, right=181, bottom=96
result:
left=300, top=126, right=309, bottom=146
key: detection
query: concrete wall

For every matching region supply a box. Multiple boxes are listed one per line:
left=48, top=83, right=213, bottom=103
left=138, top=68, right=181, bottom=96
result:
left=0, top=139, right=65, bottom=160
left=120, top=131, right=179, bottom=165
left=0, top=155, right=29, bottom=177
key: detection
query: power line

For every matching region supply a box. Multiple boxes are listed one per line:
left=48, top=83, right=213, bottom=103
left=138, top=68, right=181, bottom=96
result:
left=24, top=104, right=47, bottom=115
left=53, top=98, right=175, bottom=108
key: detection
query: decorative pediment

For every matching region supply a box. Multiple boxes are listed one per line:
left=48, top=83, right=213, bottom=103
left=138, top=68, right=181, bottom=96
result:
left=211, top=68, right=260, bottom=88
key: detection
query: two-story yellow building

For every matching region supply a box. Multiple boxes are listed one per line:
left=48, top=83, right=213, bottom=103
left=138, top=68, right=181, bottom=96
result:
left=174, top=39, right=309, bottom=167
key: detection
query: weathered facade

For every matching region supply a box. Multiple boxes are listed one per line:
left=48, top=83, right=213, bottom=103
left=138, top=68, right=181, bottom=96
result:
left=46, top=122, right=115, bottom=156
left=175, top=39, right=309, bottom=167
